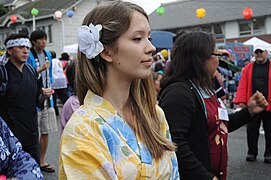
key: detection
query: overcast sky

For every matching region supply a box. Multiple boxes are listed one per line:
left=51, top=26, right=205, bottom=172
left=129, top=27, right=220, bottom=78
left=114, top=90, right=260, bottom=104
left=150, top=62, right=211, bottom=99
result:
left=124, top=0, right=176, bottom=14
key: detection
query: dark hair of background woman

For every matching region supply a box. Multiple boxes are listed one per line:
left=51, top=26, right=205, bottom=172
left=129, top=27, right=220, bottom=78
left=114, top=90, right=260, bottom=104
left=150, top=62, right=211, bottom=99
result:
left=161, top=31, right=216, bottom=92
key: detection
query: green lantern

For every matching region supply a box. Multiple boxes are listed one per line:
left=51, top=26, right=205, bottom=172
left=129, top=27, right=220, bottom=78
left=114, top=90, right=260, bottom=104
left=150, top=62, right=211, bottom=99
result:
left=31, top=8, right=39, bottom=16
left=156, top=7, right=165, bottom=16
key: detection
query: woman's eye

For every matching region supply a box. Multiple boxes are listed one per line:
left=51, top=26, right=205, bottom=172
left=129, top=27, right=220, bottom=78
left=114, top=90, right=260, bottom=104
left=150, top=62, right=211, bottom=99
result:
left=133, top=38, right=142, bottom=42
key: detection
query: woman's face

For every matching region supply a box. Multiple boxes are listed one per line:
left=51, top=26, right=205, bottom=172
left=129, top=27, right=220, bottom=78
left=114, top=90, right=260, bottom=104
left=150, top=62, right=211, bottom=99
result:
left=107, top=11, right=156, bottom=81
left=205, top=48, right=220, bottom=77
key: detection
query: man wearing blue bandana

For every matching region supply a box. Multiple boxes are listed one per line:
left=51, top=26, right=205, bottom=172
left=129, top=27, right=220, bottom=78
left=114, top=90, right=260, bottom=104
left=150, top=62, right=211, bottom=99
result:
left=0, top=34, right=40, bottom=164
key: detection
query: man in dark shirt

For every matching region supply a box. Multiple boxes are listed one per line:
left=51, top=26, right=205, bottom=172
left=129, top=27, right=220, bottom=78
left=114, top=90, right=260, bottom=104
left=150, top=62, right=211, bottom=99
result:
left=0, top=34, right=44, bottom=164
left=234, top=45, right=271, bottom=163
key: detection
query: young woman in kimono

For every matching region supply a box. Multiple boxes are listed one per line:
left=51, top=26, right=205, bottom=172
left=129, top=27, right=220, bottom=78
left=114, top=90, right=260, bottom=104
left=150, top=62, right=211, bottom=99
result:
left=58, top=1, right=179, bottom=179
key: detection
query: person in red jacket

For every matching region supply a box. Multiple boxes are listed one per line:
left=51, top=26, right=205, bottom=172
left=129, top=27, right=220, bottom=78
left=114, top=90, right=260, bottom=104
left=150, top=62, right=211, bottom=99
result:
left=234, top=45, right=271, bottom=163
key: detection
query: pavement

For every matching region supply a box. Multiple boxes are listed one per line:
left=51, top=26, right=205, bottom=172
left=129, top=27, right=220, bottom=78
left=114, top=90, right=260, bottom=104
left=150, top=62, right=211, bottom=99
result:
left=41, top=118, right=60, bottom=180
left=42, top=109, right=271, bottom=180
left=228, top=126, right=271, bottom=180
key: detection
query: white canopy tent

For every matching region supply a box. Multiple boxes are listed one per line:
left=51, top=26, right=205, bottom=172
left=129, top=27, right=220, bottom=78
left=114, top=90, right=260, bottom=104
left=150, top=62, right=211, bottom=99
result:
left=243, top=37, right=271, bottom=52
left=63, top=43, right=78, bottom=55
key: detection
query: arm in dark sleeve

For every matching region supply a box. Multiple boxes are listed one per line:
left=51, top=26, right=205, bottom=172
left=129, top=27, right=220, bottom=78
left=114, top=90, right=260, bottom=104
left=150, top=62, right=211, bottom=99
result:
left=228, top=107, right=253, bottom=132
left=36, top=75, right=45, bottom=109
left=159, top=84, right=214, bottom=180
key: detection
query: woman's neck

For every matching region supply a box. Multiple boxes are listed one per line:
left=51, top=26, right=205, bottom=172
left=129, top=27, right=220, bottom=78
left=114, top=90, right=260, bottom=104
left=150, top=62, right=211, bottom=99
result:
left=102, top=75, right=132, bottom=117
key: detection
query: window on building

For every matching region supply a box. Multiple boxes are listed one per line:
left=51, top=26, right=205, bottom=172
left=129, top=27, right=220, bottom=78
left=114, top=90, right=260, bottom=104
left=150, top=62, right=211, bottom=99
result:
left=170, top=23, right=225, bottom=40
left=37, top=25, right=53, bottom=43
left=191, top=27, right=201, bottom=31
left=48, top=25, right=52, bottom=43
left=213, top=24, right=225, bottom=39
left=239, top=17, right=265, bottom=36
left=239, top=21, right=252, bottom=36
left=191, top=24, right=225, bottom=39
left=253, top=18, right=265, bottom=35
left=201, top=25, right=212, bottom=33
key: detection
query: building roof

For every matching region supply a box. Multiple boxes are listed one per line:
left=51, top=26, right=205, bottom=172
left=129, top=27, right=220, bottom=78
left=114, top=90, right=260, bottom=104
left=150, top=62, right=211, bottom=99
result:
left=149, top=0, right=271, bottom=30
left=0, top=0, right=16, bottom=6
left=0, top=0, right=80, bottom=27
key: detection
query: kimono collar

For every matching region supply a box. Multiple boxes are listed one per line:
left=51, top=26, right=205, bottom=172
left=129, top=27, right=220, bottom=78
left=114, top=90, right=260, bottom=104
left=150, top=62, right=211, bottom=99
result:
left=83, top=90, right=118, bottom=119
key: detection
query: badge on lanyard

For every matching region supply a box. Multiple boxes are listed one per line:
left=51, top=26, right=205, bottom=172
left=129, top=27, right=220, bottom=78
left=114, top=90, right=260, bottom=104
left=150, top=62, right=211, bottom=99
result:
left=218, top=107, right=229, bottom=121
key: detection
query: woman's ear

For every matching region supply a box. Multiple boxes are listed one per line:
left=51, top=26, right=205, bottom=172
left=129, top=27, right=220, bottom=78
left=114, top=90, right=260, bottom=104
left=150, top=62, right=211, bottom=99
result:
left=100, top=45, right=113, bottom=63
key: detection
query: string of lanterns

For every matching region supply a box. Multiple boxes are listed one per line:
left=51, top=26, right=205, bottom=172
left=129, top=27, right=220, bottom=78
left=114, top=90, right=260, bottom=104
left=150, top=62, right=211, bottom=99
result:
left=156, top=7, right=165, bottom=16
left=31, top=8, right=39, bottom=16
left=155, top=6, right=253, bottom=20
left=242, top=8, right=253, bottom=20
left=8, top=8, right=74, bottom=23
left=8, top=6, right=253, bottom=25
left=196, top=8, right=206, bottom=19
left=10, top=15, right=17, bottom=23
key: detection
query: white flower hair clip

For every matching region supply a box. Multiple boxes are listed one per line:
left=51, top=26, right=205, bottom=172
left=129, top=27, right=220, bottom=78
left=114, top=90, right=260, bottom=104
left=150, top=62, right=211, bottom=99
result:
left=77, top=23, right=104, bottom=61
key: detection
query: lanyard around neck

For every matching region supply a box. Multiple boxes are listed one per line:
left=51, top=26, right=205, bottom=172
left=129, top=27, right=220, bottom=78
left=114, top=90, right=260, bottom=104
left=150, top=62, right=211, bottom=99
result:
left=189, top=80, right=208, bottom=119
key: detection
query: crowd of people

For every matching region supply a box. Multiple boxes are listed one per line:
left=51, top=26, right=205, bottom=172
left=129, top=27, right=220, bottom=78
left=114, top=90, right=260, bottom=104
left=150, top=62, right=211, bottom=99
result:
left=0, top=1, right=270, bottom=179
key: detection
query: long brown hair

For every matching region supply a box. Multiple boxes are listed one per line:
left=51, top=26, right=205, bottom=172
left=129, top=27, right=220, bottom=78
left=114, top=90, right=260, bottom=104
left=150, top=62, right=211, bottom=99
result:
left=161, top=31, right=215, bottom=93
left=77, top=1, right=175, bottom=159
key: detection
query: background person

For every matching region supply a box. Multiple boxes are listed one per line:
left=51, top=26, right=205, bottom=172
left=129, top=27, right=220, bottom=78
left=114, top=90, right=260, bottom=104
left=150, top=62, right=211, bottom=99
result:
left=234, top=46, right=271, bottom=163
left=0, top=33, right=40, bottom=164
left=158, top=31, right=268, bottom=180
left=50, top=50, right=68, bottom=116
left=60, top=60, right=79, bottom=134
left=27, top=29, right=57, bottom=173
left=59, top=1, right=179, bottom=179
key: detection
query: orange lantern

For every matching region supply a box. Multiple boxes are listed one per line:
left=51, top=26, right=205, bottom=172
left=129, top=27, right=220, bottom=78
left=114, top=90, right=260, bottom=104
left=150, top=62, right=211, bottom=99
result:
left=243, top=8, right=253, bottom=19
left=196, top=8, right=206, bottom=19
left=10, top=15, right=17, bottom=23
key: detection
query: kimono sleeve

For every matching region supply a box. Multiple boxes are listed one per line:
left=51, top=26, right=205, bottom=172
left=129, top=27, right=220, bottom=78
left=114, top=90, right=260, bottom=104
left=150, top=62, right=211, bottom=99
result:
left=58, top=112, right=117, bottom=180
left=156, top=105, right=180, bottom=180
left=0, top=118, right=43, bottom=180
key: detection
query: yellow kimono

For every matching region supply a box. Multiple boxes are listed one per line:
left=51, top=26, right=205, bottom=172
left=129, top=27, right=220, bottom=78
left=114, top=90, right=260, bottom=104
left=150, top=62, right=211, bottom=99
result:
left=59, top=90, right=179, bottom=179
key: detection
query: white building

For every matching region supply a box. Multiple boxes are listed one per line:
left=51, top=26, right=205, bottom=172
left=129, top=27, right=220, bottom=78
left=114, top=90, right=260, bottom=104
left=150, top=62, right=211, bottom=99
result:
left=148, top=0, right=271, bottom=44
left=0, top=0, right=99, bottom=56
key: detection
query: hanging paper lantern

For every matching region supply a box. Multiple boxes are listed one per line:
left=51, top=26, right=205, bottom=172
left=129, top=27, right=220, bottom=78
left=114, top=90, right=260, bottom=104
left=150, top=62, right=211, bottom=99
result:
left=156, top=7, right=165, bottom=16
left=196, top=8, right=206, bottom=19
left=243, top=8, right=253, bottom=20
left=54, top=11, right=63, bottom=19
left=66, top=9, right=74, bottom=18
left=31, top=8, right=39, bottom=16
left=161, top=49, right=168, bottom=58
left=10, top=15, right=17, bottom=23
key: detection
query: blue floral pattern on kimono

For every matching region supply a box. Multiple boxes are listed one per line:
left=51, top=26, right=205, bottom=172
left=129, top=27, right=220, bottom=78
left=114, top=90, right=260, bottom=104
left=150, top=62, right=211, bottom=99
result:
left=59, top=90, right=179, bottom=179
left=0, top=117, right=43, bottom=180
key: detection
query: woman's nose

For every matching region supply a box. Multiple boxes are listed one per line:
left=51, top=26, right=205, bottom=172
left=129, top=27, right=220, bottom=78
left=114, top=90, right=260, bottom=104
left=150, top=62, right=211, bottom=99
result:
left=146, top=39, right=156, bottom=54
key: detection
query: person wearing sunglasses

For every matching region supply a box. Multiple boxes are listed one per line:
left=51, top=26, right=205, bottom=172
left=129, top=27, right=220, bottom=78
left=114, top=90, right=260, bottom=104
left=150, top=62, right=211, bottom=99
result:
left=234, top=45, right=271, bottom=163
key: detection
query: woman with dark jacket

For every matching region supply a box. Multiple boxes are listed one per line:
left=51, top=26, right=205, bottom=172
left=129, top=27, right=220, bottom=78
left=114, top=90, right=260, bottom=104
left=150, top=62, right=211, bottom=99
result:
left=158, top=31, right=268, bottom=180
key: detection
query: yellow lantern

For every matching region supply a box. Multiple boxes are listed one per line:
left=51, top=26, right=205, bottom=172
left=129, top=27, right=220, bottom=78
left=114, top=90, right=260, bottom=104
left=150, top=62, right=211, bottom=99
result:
left=161, top=49, right=168, bottom=58
left=196, top=8, right=206, bottom=19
